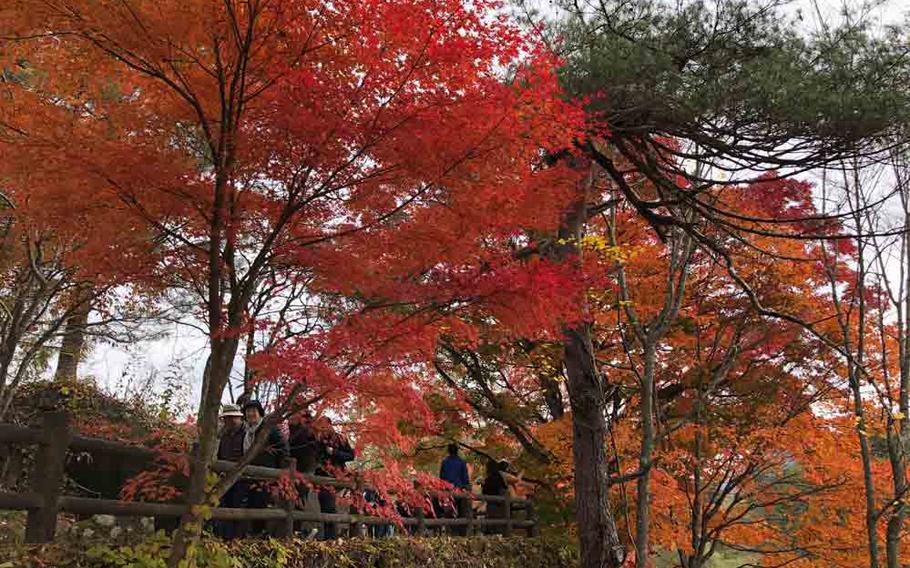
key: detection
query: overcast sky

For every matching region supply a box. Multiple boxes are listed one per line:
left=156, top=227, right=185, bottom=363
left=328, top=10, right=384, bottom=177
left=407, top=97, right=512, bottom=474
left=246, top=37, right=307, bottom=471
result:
left=82, top=0, right=910, bottom=416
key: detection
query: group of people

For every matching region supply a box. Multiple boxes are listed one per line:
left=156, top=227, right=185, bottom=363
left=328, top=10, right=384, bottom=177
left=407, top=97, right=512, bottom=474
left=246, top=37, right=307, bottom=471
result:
left=437, top=443, right=522, bottom=535
left=214, top=400, right=520, bottom=540
left=214, top=399, right=355, bottom=540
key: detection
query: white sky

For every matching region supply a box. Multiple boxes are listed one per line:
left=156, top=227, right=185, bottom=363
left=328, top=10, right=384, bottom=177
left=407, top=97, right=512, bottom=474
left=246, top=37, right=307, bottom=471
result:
left=82, top=0, right=909, bottom=417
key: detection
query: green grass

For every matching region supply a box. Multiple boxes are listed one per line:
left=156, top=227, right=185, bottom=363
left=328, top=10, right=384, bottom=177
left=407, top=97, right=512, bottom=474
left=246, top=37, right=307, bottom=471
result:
left=655, top=546, right=760, bottom=567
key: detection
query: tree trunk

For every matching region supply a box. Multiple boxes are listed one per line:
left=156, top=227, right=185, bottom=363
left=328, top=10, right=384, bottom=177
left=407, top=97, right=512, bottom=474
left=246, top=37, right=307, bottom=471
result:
left=885, top=509, right=906, bottom=568
left=554, top=166, right=625, bottom=568
left=541, top=373, right=565, bottom=420
left=850, top=364, right=881, bottom=568
left=563, top=323, right=625, bottom=568
left=167, top=338, right=239, bottom=566
left=53, top=292, right=91, bottom=383
left=635, top=345, right=656, bottom=566
left=885, top=410, right=907, bottom=568
left=885, top=186, right=910, bottom=568
left=850, top=200, right=881, bottom=568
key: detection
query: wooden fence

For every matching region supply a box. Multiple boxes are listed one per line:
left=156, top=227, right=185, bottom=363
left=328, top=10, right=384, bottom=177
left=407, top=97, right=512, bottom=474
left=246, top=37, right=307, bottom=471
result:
left=0, top=409, right=537, bottom=543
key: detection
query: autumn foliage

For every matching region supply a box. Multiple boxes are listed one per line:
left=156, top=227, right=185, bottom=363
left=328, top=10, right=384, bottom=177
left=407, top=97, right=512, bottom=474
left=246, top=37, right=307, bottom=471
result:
left=0, top=1, right=909, bottom=567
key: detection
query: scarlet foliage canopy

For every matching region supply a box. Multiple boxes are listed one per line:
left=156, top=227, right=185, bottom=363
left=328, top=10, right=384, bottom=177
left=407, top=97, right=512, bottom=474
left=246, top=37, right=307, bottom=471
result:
left=0, top=0, right=587, bottom=510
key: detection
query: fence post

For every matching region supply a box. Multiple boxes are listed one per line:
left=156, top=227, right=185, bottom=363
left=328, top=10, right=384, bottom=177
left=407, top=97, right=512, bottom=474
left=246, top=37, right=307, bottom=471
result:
left=281, top=457, right=297, bottom=538
left=464, top=493, right=474, bottom=537
left=25, top=408, right=72, bottom=543
left=526, top=496, right=539, bottom=537
left=504, top=493, right=513, bottom=537
left=416, top=506, right=426, bottom=536
left=351, top=478, right=365, bottom=538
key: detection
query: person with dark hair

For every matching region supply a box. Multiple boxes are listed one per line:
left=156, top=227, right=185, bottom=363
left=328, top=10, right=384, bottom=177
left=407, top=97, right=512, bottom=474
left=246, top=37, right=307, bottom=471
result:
left=363, top=488, right=392, bottom=538
left=314, top=416, right=355, bottom=539
left=240, top=399, right=289, bottom=537
left=481, top=459, right=509, bottom=535
left=438, top=443, right=471, bottom=536
left=241, top=400, right=289, bottom=467
left=288, top=413, right=320, bottom=475
left=439, top=443, right=470, bottom=489
left=288, top=412, right=322, bottom=538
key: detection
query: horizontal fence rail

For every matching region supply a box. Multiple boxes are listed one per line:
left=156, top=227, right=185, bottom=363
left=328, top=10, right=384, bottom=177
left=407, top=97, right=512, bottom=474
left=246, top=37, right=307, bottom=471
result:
left=0, top=409, right=538, bottom=543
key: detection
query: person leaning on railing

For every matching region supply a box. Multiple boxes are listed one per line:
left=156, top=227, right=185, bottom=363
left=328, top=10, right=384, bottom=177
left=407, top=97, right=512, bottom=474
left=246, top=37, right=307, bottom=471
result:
left=240, top=400, right=289, bottom=537
left=313, top=416, right=354, bottom=539
left=480, top=459, right=511, bottom=535
left=213, top=404, right=245, bottom=540
left=438, top=443, right=471, bottom=536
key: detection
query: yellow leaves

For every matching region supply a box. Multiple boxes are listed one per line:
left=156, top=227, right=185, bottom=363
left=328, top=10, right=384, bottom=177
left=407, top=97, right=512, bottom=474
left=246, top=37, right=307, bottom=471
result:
left=554, top=235, right=628, bottom=261
left=893, top=411, right=905, bottom=421
left=580, top=234, right=609, bottom=250
left=190, top=503, right=212, bottom=520
left=580, top=235, right=625, bottom=260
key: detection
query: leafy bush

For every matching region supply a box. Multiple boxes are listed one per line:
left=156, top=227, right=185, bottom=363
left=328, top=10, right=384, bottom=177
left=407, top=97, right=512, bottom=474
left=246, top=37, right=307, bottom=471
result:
left=2, top=535, right=578, bottom=568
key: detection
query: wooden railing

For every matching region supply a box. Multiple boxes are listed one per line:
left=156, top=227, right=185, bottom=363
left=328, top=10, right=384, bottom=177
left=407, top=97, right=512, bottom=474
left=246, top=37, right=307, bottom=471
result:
left=0, top=409, right=537, bottom=543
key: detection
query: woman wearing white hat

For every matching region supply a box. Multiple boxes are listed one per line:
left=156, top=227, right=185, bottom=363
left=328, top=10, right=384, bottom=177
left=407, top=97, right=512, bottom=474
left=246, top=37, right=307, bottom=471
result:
left=214, top=403, right=246, bottom=539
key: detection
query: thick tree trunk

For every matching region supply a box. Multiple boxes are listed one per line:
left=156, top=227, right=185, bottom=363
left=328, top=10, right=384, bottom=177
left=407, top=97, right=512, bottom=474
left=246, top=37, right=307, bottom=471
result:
left=53, top=292, right=91, bottom=383
left=554, top=167, right=625, bottom=568
left=563, top=324, right=625, bottom=568
left=169, top=165, right=240, bottom=566
left=167, top=339, right=238, bottom=566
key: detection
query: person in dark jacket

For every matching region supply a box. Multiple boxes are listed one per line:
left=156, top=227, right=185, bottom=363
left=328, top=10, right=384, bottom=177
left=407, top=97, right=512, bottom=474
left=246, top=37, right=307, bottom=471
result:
left=314, top=416, right=354, bottom=539
left=214, top=404, right=245, bottom=539
left=240, top=400, right=289, bottom=537
left=242, top=400, right=289, bottom=468
left=438, top=443, right=471, bottom=536
left=288, top=413, right=321, bottom=537
left=481, top=459, right=509, bottom=535
left=217, top=404, right=246, bottom=462
left=317, top=417, right=355, bottom=474
left=288, top=414, right=321, bottom=475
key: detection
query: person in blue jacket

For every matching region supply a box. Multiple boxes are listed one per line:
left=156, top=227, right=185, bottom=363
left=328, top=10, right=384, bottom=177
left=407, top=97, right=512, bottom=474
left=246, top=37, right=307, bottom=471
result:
left=440, top=444, right=470, bottom=489
left=438, top=443, right=471, bottom=535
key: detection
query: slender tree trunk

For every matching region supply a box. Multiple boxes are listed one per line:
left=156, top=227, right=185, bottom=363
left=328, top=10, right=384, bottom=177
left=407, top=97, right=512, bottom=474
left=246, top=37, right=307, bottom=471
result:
left=850, top=181, right=881, bottom=568
left=887, top=351, right=909, bottom=568
left=541, top=374, right=565, bottom=420
left=240, top=321, right=256, bottom=403
left=885, top=174, right=910, bottom=568
left=53, top=291, right=91, bottom=383
left=885, top=466, right=907, bottom=568
left=885, top=290, right=908, bottom=568
left=635, top=345, right=656, bottom=566
left=852, top=368, right=881, bottom=568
